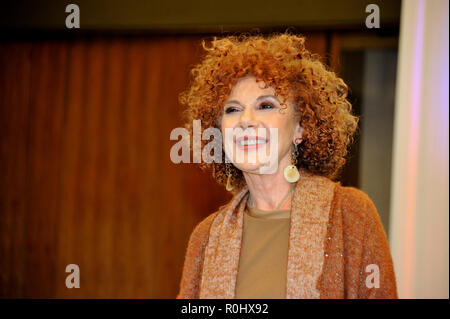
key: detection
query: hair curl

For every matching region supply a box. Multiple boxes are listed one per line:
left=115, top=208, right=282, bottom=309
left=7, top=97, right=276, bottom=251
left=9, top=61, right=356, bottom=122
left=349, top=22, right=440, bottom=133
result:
left=179, top=31, right=359, bottom=191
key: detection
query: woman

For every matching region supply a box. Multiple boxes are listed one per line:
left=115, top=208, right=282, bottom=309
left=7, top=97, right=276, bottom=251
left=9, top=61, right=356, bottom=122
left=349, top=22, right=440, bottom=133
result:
left=176, top=32, right=397, bottom=299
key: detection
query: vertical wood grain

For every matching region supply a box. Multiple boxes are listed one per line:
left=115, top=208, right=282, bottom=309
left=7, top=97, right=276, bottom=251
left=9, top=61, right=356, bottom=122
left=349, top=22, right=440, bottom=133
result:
left=0, top=33, right=329, bottom=298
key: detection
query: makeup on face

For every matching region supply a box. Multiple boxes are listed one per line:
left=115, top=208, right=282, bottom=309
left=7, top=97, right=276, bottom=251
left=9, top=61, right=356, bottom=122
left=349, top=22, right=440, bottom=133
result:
left=220, top=75, right=300, bottom=173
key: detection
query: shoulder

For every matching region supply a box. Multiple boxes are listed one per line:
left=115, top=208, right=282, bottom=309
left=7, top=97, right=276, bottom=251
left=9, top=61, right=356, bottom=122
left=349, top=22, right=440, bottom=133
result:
left=331, top=183, right=397, bottom=298
left=332, top=183, right=389, bottom=251
left=189, top=187, right=248, bottom=243
left=333, top=183, right=373, bottom=207
left=177, top=210, right=221, bottom=299
left=333, top=183, right=376, bottom=211
left=188, top=211, right=219, bottom=247
left=332, top=183, right=380, bottom=227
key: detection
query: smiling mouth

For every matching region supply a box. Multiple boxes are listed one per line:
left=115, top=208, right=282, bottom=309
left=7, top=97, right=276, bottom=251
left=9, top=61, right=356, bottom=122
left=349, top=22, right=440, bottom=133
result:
left=238, top=139, right=267, bottom=146
left=235, top=136, right=268, bottom=149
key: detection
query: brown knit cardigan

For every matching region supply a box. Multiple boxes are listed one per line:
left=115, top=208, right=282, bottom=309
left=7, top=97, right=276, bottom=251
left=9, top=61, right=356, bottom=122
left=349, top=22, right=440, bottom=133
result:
left=177, top=168, right=398, bottom=299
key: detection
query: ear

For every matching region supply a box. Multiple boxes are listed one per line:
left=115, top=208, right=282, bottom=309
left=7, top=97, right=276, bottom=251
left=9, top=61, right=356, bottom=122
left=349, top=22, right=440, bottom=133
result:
left=292, top=122, right=304, bottom=144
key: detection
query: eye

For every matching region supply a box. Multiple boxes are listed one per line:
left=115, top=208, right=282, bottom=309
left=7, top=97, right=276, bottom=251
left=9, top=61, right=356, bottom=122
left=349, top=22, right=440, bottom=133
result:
left=259, top=102, right=275, bottom=110
left=224, top=106, right=239, bottom=114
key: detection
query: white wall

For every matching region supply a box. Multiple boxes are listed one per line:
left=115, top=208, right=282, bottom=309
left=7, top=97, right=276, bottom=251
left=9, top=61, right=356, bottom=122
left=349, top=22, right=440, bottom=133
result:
left=390, top=0, right=449, bottom=298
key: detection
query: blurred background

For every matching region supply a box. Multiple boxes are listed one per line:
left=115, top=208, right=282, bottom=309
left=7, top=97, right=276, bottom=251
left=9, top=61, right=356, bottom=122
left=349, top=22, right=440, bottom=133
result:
left=0, top=0, right=447, bottom=298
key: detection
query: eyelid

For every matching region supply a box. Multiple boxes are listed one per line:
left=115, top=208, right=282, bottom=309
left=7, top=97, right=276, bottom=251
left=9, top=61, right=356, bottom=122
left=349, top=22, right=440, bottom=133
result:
left=259, top=100, right=277, bottom=108
left=258, top=96, right=279, bottom=103
left=225, top=103, right=237, bottom=107
left=223, top=97, right=279, bottom=111
left=224, top=104, right=241, bottom=110
left=224, top=105, right=241, bottom=114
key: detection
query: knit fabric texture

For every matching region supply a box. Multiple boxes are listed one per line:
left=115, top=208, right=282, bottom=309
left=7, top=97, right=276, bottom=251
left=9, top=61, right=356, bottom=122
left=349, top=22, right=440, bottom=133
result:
left=177, top=168, right=398, bottom=299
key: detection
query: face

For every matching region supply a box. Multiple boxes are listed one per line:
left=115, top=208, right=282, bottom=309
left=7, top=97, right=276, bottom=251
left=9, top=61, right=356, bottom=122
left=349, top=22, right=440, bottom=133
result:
left=220, top=75, right=303, bottom=175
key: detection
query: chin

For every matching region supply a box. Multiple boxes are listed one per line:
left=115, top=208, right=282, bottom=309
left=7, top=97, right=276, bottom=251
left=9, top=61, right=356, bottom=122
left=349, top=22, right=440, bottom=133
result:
left=232, top=160, right=276, bottom=175
left=228, top=148, right=282, bottom=175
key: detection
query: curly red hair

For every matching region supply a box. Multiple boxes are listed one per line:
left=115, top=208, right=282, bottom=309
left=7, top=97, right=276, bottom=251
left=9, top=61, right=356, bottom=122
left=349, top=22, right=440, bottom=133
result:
left=179, top=32, right=359, bottom=190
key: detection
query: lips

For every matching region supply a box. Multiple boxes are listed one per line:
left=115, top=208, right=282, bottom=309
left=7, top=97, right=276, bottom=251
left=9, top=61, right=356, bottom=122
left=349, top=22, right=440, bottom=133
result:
left=235, top=136, right=268, bottom=150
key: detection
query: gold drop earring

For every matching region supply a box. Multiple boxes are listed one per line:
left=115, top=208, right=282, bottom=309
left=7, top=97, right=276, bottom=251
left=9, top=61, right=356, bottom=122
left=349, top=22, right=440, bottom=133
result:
left=283, top=139, right=301, bottom=183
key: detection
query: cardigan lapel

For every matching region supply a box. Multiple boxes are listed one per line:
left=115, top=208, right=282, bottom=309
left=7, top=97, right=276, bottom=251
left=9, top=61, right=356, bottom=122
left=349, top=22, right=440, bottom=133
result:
left=285, top=168, right=336, bottom=298
left=199, top=186, right=249, bottom=298
left=199, top=168, right=336, bottom=299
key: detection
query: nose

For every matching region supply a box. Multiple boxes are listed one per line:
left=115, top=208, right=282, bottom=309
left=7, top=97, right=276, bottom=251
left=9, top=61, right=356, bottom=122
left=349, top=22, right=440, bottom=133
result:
left=239, top=107, right=258, bottom=130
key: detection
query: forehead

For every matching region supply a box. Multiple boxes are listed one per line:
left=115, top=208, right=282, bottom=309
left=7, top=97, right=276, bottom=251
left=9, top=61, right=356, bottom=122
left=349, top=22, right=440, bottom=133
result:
left=226, top=75, right=275, bottom=101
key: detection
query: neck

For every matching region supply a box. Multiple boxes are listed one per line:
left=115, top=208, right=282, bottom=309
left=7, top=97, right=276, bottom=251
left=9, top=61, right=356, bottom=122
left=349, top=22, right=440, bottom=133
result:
left=242, top=156, right=295, bottom=211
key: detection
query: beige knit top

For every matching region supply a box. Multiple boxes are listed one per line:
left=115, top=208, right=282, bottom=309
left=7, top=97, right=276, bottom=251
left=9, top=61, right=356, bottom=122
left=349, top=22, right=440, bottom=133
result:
left=235, top=205, right=291, bottom=299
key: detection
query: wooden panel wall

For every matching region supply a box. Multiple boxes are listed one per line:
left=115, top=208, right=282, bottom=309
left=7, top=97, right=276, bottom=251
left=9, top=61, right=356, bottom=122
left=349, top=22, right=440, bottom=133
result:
left=0, top=33, right=327, bottom=298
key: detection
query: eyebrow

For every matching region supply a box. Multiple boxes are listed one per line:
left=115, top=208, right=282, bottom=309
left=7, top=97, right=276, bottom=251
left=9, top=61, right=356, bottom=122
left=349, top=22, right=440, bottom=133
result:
left=224, top=95, right=279, bottom=106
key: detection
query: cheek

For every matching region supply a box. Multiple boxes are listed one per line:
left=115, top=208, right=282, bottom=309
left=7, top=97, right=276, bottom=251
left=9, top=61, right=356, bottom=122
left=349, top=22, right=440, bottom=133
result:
left=277, top=128, right=294, bottom=155
left=220, top=116, right=236, bottom=130
left=220, top=117, right=232, bottom=140
left=220, top=118, right=235, bottom=151
left=268, top=117, right=295, bottom=144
